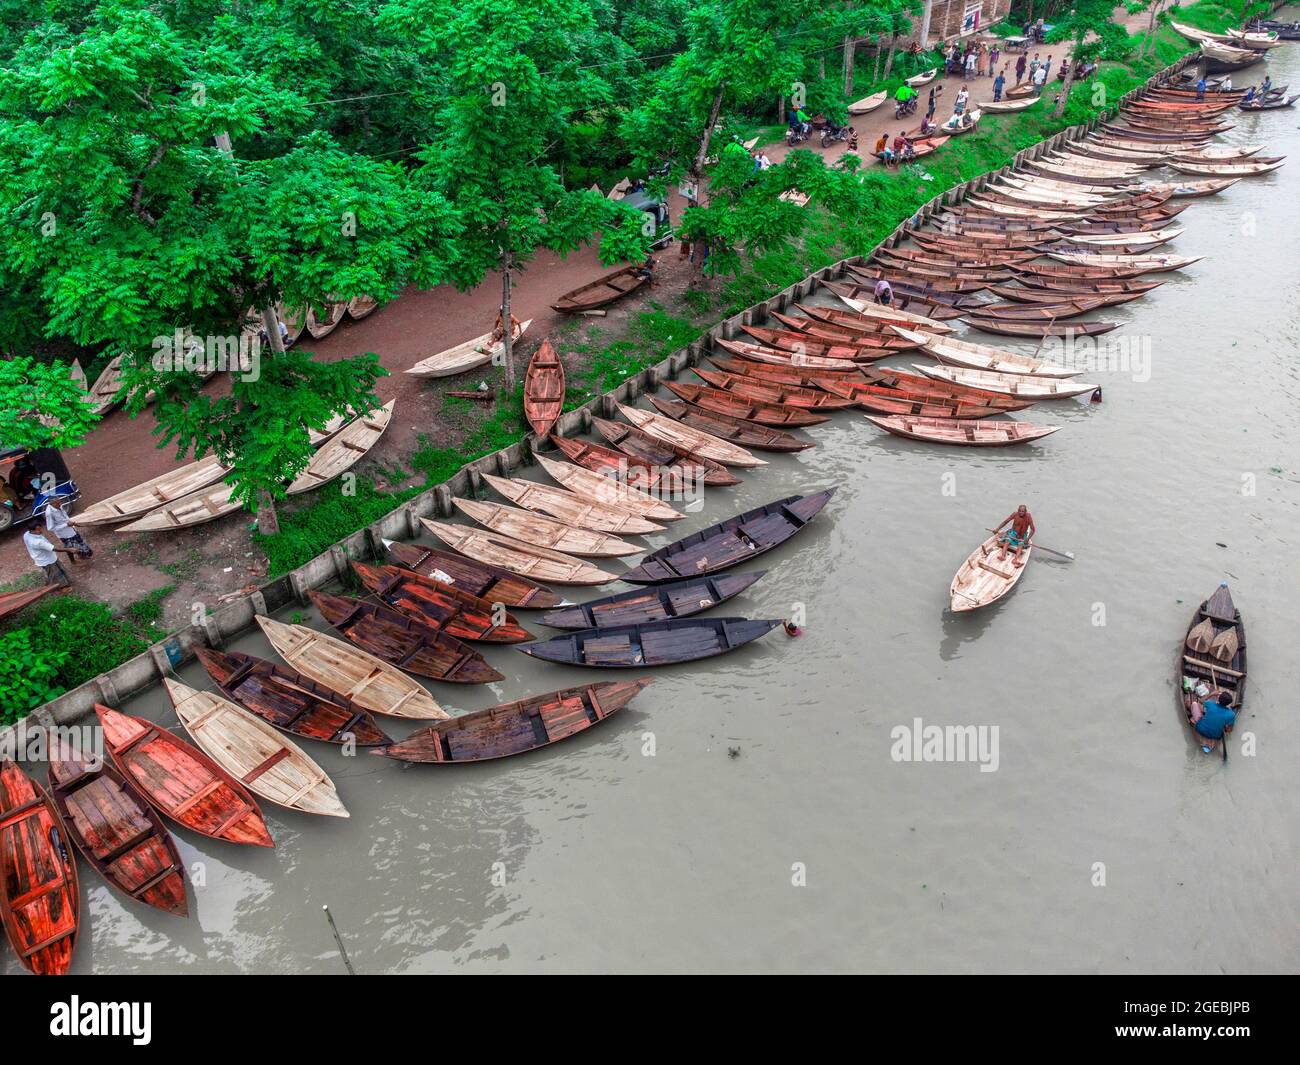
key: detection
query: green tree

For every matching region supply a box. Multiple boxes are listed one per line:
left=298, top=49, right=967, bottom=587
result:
left=1048, top=2, right=1126, bottom=118
left=0, top=357, right=97, bottom=451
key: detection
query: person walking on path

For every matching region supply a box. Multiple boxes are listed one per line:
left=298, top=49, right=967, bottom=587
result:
left=1015, top=53, right=1027, bottom=85
left=990, top=44, right=1000, bottom=75
left=993, top=69, right=1006, bottom=102
left=23, top=526, right=75, bottom=586
left=965, top=49, right=977, bottom=79
left=926, top=87, right=937, bottom=122
left=43, top=498, right=93, bottom=561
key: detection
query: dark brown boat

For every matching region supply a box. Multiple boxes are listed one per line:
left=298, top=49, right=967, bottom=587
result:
left=770, top=309, right=894, bottom=340
left=793, top=303, right=940, bottom=339
left=309, top=590, right=503, bottom=683
left=910, top=230, right=1053, bottom=252
left=1179, top=582, right=1246, bottom=756
left=708, top=356, right=866, bottom=389
left=520, top=617, right=782, bottom=666
left=878, top=245, right=1038, bottom=266
left=741, top=324, right=906, bottom=356
left=541, top=570, right=767, bottom=629
left=590, top=416, right=742, bottom=487
left=872, top=253, right=1015, bottom=282
left=967, top=317, right=1118, bottom=338
left=352, top=561, right=533, bottom=641
left=645, top=394, right=814, bottom=452
left=384, top=540, right=568, bottom=609
left=984, top=285, right=1148, bottom=307
left=820, top=381, right=1031, bottom=417
left=662, top=380, right=830, bottom=427
left=972, top=297, right=1118, bottom=319
left=47, top=749, right=189, bottom=917
left=693, top=368, right=857, bottom=411
left=1014, top=262, right=1153, bottom=282
left=195, top=646, right=395, bottom=745
left=1012, top=274, right=1165, bottom=295
left=523, top=339, right=564, bottom=438
left=550, top=432, right=727, bottom=492
left=372, top=679, right=653, bottom=763
left=622, top=490, right=835, bottom=584
left=551, top=265, right=648, bottom=313
left=848, top=263, right=992, bottom=293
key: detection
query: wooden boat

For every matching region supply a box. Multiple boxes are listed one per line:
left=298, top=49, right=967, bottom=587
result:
left=96, top=704, right=274, bottom=846
left=1170, top=144, right=1264, bottom=161
left=196, top=647, right=395, bottom=744
left=535, top=453, right=684, bottom=520
left=520, top=616, right=782, bottom=667
left=983, top=285, right=1146, bottom=308
left=1005, top=83, right=1037, bottom=100
left=590, top=416, right=742, bottom=486
left=848, top=263, right=992, bottom=294
left=1169, top=158, right=1284, bottom=176
left=87, top=354, right=126, bottom=414
left=715, top=336, right=877, bottom=372
left=1179, top=582, right=1246, bottom=754
left=256, top=616, right=447, bottom=719
left=69, top=357, right=88, bottom=391
left=663, top=380, right=830, bottom=427
left=481, top=474, right=665, bottom=534
left=1239, top=92, right=1299, bottom=111
left=906, top=68, right=937, bottom=87
left=847, top=91, right=888, bottom=114
left=1015, top=261, right=1160, bottom=282
left=47, top=749, right=187, bottom=917
left=622, top=490, right=835, bottom=584
left=1199, top=39, right=1259, bottom=65
left=1062, top=227, right=1181, bottom=249
left=820, top=382, right=1026, bottom=419
left=420, top=518, right=617, bottom=585
left=454, top=495, right=640, bottom=556
left=549, top=433, right=724, bottom=495
left=962, top=197, right=1087, bottom=221
left=708, top=357, right=865, bottom=389
left=910, top=230, right=1050, bottom=253
left=542, top=571, right=767, bottom=630
left=115, top=480, right=241, bottom=532
left=643, top=394, right=813, bottom=452
left=1224, top=27, right=1282, bottom=48
left=0, top=584, right=62, bottom=622
left=823, top=288, right=962, bottom=328
left=76, top=454, right=231, bottom=526
left=0, top=761, right=79, bottom=974
left=893, top=327, right=1078, bottom=378
left=346, top=295, right=379, bottom=319
left=1013, top=274, right=1163, bottom=295
left=913, top=364, right=1099, bottom=399
left=524, top=340, right=565, bottom=438
left=742, top=324, right=907, bottom=356
left=936, top=109, right=982, bottom=135
left=693, top=368, right=857, bottom=410
left=1136, top=178, right=1239, bottom=199
left=287, top=400, right=394, bottom=494
left=966, top=317, right=1117, bottom=339
left=949, top=534, right=1032, bottom=612
left=874, top=253, right=1016, bottom=280
left=372, top=680, right=653, bottom=763
left=864, top=259, right=1008, bottom=287
left=863, top=367, right=1036, bottom=408
left=979, top=97, right=1040, bottom=113
left=165, top=680, right=348, bottom=818
left=769, top=309, right=901, bottom=346
left=552, top=266, right=648, bottom=314
left=879, top=245, right=1036, bottom=267
left=968, top=296, right=1120, bottom=321
left=305, top=301, right=347, bottom=339
left=865, top=414, right=1059, bottom=446
left=385, top=538, right=570, bottom=607
left=620, top=400, right=784, bottom=460
left=1046, top=252, right=1202, bottom=273
left=405, top=319, right=532, bottom=378
left=310, top=590, right=503, bottom=683
left=352, top=561, right=531, bottom=642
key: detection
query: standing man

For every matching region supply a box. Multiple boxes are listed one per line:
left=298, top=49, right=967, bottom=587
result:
left=990, top=43, right=1000, bottom=75
left=926, top=87, right=937, bottom=123
left=1015, top=52, right=1027, bottom=86
left=1195, top=76, right=1207, bottom=101
left=23, top=525, right=75, bottom=586
left=1032, top=62, right=1048, bottom=96
left=993, top=69, right=1006, bottom=102
left=44, top=496, right=93, bottom=560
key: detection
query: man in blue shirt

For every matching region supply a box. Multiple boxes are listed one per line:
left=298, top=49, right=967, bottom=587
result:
left=1194, top=690, right=1237, bottom=753
left=993, top=70, right=1006, bottom=102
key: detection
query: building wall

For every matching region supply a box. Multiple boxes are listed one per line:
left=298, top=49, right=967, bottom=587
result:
left=928, top=0, right=1014, bottom=44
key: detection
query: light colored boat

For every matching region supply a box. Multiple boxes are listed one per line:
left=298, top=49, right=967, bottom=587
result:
left=164, top=680, right=348, bottom=818
left=346, top=295, right=379, bottom=319
left=964, top=197, right=1087, bottom=220
left=286, top=400, right=394, bottom=494
left=77, top=454, right=232, bottom=526
left=832, top=292, right=956, bottom=333
left=1168, top=158, right=1284, bottom=177
left=87, top=355, right=126, bottom=415
left=1136, top=177, right=1239, bottom=197
left=907, top=68, right=937, bottom=87
left=617, top=403, right=767, bottom=468
left=1063, top=226, right=1182, bottom=247
left=950, top=534, right=1033, bottom=612
left=847, top=91, right=888, bottom=115
left=1046, top=252, right=1203, bottom=272
left=892, top=328, right=1079, bottom=378
left=305, top=301, right=348, bottom=340
left=714, top=337, right=870, bottom=372
left=405, top=319, right=533, bottom=378
left=912, top=364, right=1099, bottom=399
left=256, top=616, right=445, bottom=719
left=452, top=497, right=639, bottom=556
left=69, top=358, right=87, bottom=391
left=481, top=473, right=665, bottom=533
left=114, top=480, right=241, bottom=532
left=979, top=97, right=1040, bottom=113
left=420, top=519, right=616, bottom=585
left=865, top=414, right=1059, bottom=446
left=535, top=454, right=683, bottom=520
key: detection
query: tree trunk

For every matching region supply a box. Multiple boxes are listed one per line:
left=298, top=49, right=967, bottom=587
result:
left=777, top=94, right=786, bottom=124
left=255, top=305, right=283, bottom=536
left=1053, top=49, right=1077, bottom=118
left=500, top=254, right=516, bottom=392
left=818, top=55, right=825, bottom=80
left=1145, top=1, right=1163, bottom=58
left=686, top=87, right=725, bottom=276
left=873, top=36, right=882, bottom=83
left=883, top=33, right=898, bottom=80
left=919, top=0, right=934, bottom=49
left=843, top=35, right=855, bottom=95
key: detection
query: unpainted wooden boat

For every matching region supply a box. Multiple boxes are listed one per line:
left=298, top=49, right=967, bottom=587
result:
left=534, top=453, right=683, bottom=520
left=821, top=282, right=967, bottom=322
left=715, top=336, right=877, bottom=372
left=287, top=400, right=395, bottom=494
left=913, top=364, right=1099, bottom=399
left=385, top=538, right=571, bottom=607
left=979, top=97, right=1040, bottom=113
left=306, top=301, right=348, bottom=339
left=87, top=354, right=126, bottom=414
left=552, top=265, right=649, bottom=313
left=549, top=433, right=725, bottom=495
left=453, top=495, right=640, bottom=556
left=892, top=327, right=1078, bottom=378
left=1045, top=251, right=1202, bottom=273
left=848, top=91, right=888, bottom=114
left=346, top=295, right=379, bottom=319
left=965, top=317, right=1118, bottom=339
left=984, top=283, right=1153, bottom=305
left=542, top=570, right=767, bottom=630
left=618, top=401, right=774, bottom=463
left=707, top=357, right=865, bottom=389
left=863, top=368, right=1036, bottom=408
left=481, top=473, right=666, bottom=534
left=950, top=533, right=1032, bottom=612
left=865, top=414, right=1059, bottom=446
left=742, top=324, right=906, bottom=356
left=196, top=647, right=395, bottom=744
left=910, top=230, right=1051, bottom=253
left=0, top=584, right=63, bottom=622
left=373, top=679, right=653, bottom=763
left=643, top=394, right=813, bottom=452
left=420, top=518, right=617, bottom=585
left=849, top=263, right=992, bottom=293
left=351, top=561, right=532, bottom=642
left=906, top=68, right=937, bottom=87
left=524, top=340, right=565, bottom=438
left=1169, top=158, right=1284, bottom=176
left=769, top=309, right=899, bottom=347
left=96, top=704, right=274, bottom=846
left=968, top=296, right=1120, bottom=321
left=256, top=616, right=447, bottom=719
left=309, top=590, right=502, bottom=683
left=623, top=490, right=835, bottom=584
left=76, top=454, right=232, bottom=526
left=662, top=380, right=830, bottom=427
left=1135, top=178, right=1239, bottom=199
left=1179, top=582, right=1246, bottom=755
left=47, top=748, right=187, bottom=916
left=0, top=760, right=79, bottom=974
left=1014, top=274, right=1163, bottom=295
left=113, top=479, right=241, bottom=531
left=522, top=616, right=783, bottom=666
left=798, top=301, right=956, bottom=337
left=69, top=357, right=88, bottom=391
left=590, top=416, right=743, bottom=486
left=405, top=319, right=532, bottom=378
left=820, top=382, right=1025, bottom=419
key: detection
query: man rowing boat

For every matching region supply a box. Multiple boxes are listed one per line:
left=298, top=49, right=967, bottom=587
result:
left=993, top=504, right=1035, bottom=567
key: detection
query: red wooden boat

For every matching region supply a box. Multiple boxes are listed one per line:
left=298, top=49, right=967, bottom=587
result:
left=848, top=263, right=991, bottom=293
left=644, top=394, right=814, bottom=452
left=96, top=705, right=274, bottom=847
left=47, top=749, right=189, bottom=917
left=741, top=324, right=904, bottom=357
left=662, top=380, right=830, bottom=427
left=524, top=339, right=564, bottom=437
left=0, top=760, right=79, bottom=975
left=708, top=356, right=866, bottom=388
left=0, top=584, right=62, bottom=622
left=860, top=367, right=1036, bottom=409
left=550, top=432, right=732, bottom=491
left=589, top=416, right=743, bottom=487
left=693, top=367, right=857, bottom=411
left=383, top=540, right=567, bottom=609
left=352, top=561, right=533, bottom=641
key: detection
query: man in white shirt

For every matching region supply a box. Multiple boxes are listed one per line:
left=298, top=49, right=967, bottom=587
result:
left=1032, top=64, right=1048, bottom=95
left=22, top=527, right=73, bottom=586
left=45, top=498, right=93, bottom=559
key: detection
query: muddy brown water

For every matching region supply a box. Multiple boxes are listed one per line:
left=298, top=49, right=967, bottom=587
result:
left=9, top=57, right=1300, bottom=974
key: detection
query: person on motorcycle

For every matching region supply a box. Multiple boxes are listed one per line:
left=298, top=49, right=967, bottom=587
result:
left=895, top=84, right=916, bottom=106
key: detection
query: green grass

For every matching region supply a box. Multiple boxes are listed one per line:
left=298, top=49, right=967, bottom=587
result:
left=561, top=306, right=707, bottom=396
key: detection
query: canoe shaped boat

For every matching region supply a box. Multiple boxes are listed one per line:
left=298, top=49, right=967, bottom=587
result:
left=892, top=327, right=1079, bottom=378
left=643, top=394, right=813, bottom=452
left=405, top=319, right=533, bottom=378
left=47, top=749, right=187, bottom=917
left=622, top=490, right=835, bottom=584
left=346, top=295, right=379, bottom=319
left=984, top=284, right=1150, bottom=306
left=848, top=263, right=992, bottom=294
left=541, top=570, right=767, bottom=630
left=618, top=400, right=776, bottom=462
left=1169, top=158, right=1284, bottom=176
left=822, top=283, right=966, bottom=322
left=0, top=584, right=62, bottom=622
left=662, top=380, right=830, bottom=427
left=521, top=616, right=782, bottom=667
left=1179, top=582, right=1246, bottom=754
left=714, top=336, right=875, bottom=372
left=950, top=534, right=1032, bottom=612
left=0, top=761, right=79, bottom=975
left=865, top=414, right=1059, bottom=446
left=385, top=538, right=570, bottom=607
left=906, top=68, right=937, bottom=87
left=820, top=382, right=1024, bottom=419
left=552, top=265, right=649, bottom=313
left=968, top=296, right=1122, bottom=320
left=454, top=495, right=639, bottom=556
left=305, top=301, right=348, bottom=339
left=965, top=317, right=1118, bottom=339
left=707, top=357, right=866, bottom=389
left=796, top=301, right=955, bottom=337
left=742, top=324, right=906, bottom=356
left=420, top=518, right=617, bottom=585
left=287, top=400, right=395, bottom=494
left=535, top=453, right=683, bottom=520
left=590, top=416, right=743, bottom=486
left=863, top=367, right=1035, bottom=408
left=309, top=590, right=502, bottom=683
left=979, top=97, right=1040, bottom=113
left=524, top=340, right=565, bottom=438
left=164, top=680, right=348, bottom=818
left=848, top=91, right=888, bottom=114
left=256, top=616, right=447, bottom=719
left=913, top=364, right=1099, bottom=399
left=351, top=561, right=531, bottom=642
left=1014, top=272, right=1165, bottom=293
left=115, top=480, right=241, bottom=532
left=372, top=679, right=653, bottom=763
left=549, top=433, right=722, bottom=496
left=1046, top=252, right=1202, bottom=273
left=76, top=454, right=231, bottom=526
left=693, top=368, right=856, bottom=411
left=96, top=704, right=274, bottom=846
left=480, top=473, right=666, bottom=534
left=196, top=647, right=395, bottom=744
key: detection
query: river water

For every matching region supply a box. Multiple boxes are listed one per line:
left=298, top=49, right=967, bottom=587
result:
left=15, top=46, right=1300, bottom=976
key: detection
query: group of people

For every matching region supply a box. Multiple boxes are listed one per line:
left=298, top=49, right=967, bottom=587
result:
left=873, top=131, right=919, bottom=166
left=21, top=496, right=93, bottom=587
left=944, top=38, right=1002, bottom=79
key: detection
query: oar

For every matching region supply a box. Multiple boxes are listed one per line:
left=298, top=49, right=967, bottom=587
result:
left=1206, top=663, right=1228, bottom=763
left=984, top=528, right=1074, bottom=560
